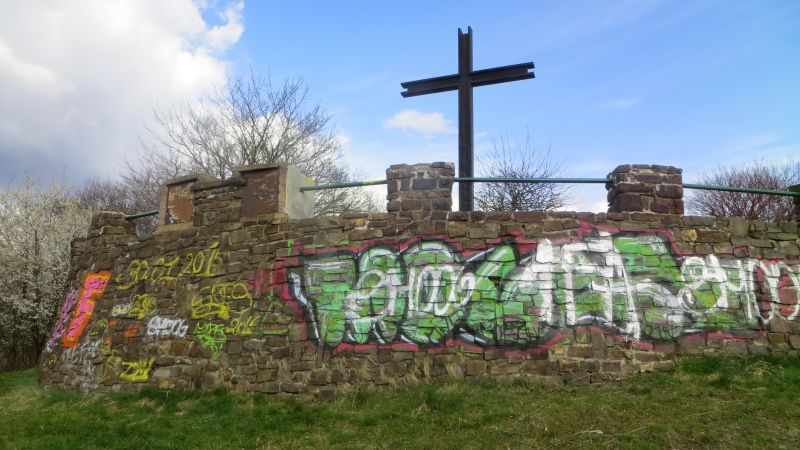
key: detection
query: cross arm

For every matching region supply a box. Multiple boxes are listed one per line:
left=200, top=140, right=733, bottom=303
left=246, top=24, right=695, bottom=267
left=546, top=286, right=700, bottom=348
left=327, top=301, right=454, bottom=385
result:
left=400, top=73, right=460, bottom=97
left=469, top=62, right=534, bottom=88
left=400, top=62, right=535, bottom=97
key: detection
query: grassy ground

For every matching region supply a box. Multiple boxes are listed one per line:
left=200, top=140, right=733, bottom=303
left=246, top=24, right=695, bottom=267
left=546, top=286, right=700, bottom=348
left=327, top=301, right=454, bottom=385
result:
left=2, top=356, right=800, bottom=449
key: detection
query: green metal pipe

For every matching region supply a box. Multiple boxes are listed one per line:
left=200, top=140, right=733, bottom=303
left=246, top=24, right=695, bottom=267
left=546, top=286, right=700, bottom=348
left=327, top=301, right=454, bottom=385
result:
left=297, top=177, right=800, bottom=198
left=455, top=177, right=610, bottom=184
left=124, top=210, right=159, bottom=221
left=299, top=179, right=388, bottom=192
left=682, top=184, right=800, bottom=197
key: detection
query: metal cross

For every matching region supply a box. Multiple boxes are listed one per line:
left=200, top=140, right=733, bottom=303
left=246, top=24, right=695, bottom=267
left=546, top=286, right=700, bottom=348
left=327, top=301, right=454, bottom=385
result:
left=401, top=27, right=535, bottom=211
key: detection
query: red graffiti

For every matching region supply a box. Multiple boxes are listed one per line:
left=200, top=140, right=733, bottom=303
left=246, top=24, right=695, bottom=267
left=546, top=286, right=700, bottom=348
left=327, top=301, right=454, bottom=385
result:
left=778, top=269, right=799, bottom=319
left=247, top=264, right=286, bottom=298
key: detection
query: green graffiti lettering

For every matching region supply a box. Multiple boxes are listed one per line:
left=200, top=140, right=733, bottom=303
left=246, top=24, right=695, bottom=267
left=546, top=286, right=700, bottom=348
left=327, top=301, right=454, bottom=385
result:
left=288, top=231, right=800, bottom=348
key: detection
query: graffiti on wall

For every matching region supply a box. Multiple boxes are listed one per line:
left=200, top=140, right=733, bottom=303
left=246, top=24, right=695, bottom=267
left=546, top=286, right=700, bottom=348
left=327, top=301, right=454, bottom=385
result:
left=195, top=322, right=226, bottom=360
left=111, top=293, right=156, bottom=320
left=115, top=242, right=222, bottom=291
left=62, top=272, right=112, bottom=348
left=146, top=316, right=189, bottom=338
left=288, top=228, right=799, bottom=348
left=43, top=221, right=800, bottom=389
left=59, top=318, right=113, bottom=381
left=46, top=290, right=77, bottom=352
left=119, top=357, right=155, bottom=382
left=190, top=281, right=258, bottom=336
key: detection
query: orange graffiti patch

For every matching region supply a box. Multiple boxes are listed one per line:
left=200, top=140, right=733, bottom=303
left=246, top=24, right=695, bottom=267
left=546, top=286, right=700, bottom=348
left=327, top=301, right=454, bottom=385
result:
left=62, top=271, right=112, bottom=348
left=123, top=323, right=139, bottom=338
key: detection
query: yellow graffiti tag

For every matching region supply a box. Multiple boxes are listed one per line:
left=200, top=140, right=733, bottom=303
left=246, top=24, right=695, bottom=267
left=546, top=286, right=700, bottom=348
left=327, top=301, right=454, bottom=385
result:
left=119, top=357, right=155, bottom=382
left=116, top=242, right=222, bottom=291
left=227, top=315, right=258, bottom=336
left=111, top=293, right=157, bottom=319
left=190, top=281, right=252, bottom=320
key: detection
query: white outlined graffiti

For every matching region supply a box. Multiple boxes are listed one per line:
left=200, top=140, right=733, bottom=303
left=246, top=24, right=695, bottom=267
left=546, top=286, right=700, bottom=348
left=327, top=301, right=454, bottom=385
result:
left=289, top=230, right=799, bottom=347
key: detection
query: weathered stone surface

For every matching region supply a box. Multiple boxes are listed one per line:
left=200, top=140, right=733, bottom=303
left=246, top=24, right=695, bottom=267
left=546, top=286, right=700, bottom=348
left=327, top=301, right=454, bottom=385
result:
left=608, top=165, right=683, bottom=214
left=38, top=162, right=800, bottom=397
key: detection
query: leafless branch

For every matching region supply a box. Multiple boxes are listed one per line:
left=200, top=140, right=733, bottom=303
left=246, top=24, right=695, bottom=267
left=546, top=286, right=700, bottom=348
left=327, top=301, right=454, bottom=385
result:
left=129, top=69, right=378, bottom=217
left=686, top=158, right=799, bottom=222
left=475, top=132, right=571, bottom=211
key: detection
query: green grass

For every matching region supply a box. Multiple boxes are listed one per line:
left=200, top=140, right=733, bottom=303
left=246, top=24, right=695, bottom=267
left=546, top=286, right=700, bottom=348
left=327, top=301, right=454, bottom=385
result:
left=2, top=356, right=800, bottom=449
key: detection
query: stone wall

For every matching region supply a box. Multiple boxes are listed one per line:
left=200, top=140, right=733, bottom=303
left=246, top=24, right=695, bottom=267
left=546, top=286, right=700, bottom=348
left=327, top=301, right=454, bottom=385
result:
left=39, top=163, right=800, bottom=395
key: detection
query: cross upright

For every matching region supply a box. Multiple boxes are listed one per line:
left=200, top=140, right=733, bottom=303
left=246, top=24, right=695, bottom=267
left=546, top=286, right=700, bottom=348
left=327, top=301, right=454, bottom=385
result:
left=401, top=27, right=535, bottom=211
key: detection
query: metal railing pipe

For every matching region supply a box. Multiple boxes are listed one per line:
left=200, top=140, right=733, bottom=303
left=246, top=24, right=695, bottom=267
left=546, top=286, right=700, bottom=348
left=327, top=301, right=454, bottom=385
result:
left=124, top=210, right=159, bottom=221
left=294, top=176, right=800, bottom=198
left=121, top=179, right=800, bottom=220
left=455, top=177, right=610, bottom=184
left=682, top=183, right=800, bottom=197
left=299, top=179, right=388, bottom=192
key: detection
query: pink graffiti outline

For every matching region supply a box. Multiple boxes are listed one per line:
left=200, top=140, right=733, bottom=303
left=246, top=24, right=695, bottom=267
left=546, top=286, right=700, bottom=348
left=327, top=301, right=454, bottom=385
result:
left=45, top=290, right=78, bottom=352
left=62, top=271, right=111, bottom=348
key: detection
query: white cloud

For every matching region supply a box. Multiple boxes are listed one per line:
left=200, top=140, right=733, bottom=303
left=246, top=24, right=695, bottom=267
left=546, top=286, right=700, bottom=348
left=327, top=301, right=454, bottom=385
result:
left=721, top=133, right=783, bottom=153
left=204, top=1, right=244, bottom=52
left=594, top=97, right=640, bottom=110
left=0, top=0, right=244, bottom=184
left=383, top=109, right=455, bottom=134
left=610, top=97, right=640, bottom=109
left=335, top=131, right=352, bottom=148
left=532, top=2, right=667, bottom=52
left=682, top=132, right=799, bottom=182
left=559, top=189, right=608, bottom=213
left=0, top=39, right=72, bottom=96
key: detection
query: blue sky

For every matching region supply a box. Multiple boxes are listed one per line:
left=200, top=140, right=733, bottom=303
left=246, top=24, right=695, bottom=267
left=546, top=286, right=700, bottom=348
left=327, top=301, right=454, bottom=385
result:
left=234, top=0, right=800, bottom=210
left=1, top=1, right=798, bottom=210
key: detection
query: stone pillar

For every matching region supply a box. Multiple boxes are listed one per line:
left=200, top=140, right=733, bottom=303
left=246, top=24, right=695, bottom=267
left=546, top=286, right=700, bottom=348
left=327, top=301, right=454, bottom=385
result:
left=159, top=174, right=215, bottom=231
left=190, top=176, right=245, bottom=229
left=232, top=164, right=315, bottom=219
left=80, top=211, right=137, bottom=270
left=87, top=211, right=137, bottom=239
left=386, top=162, right=454, bottom=215
left=790, top=184, right=800, bottom=221
left=607, top=164, right=683, bottom=214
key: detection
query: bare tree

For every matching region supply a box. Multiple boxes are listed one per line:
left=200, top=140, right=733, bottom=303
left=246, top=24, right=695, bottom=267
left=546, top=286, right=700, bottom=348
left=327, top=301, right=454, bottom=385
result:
left=687, top=158, right=799, bottom=222
left=75, top=178, right=131, bottom=213
left=132, top=70, right=378, bottom=216
left=75, top=168, right=164, bottom=235
left=475, top=133, right=570, bottom=211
